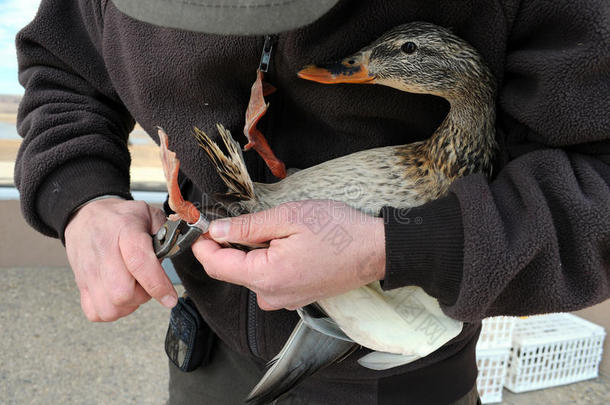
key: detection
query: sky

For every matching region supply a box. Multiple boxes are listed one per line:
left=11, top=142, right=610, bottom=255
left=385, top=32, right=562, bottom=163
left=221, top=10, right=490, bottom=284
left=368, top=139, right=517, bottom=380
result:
left=0, top=0, right=41, bottom=94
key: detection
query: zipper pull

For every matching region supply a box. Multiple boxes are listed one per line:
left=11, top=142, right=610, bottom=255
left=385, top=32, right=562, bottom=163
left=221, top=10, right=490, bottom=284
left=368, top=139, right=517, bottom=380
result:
left=259, top=35, right=274, bottom=72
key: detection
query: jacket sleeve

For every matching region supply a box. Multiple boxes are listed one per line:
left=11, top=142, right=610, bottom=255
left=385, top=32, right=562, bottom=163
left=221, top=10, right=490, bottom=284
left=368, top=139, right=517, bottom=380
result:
left=381, top=0, right=610, bottom=321
left=15, top=0, right=134, bottom=239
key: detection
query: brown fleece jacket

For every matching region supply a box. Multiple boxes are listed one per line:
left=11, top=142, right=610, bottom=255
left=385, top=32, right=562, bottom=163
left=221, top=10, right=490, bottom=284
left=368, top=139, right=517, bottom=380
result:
left=15, top=0, right=610, bottom=403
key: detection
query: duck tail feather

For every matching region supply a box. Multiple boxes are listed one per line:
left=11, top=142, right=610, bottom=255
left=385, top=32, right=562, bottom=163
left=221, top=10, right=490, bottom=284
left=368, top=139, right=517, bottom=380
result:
left=245, top=320, right=356, bottom=405
left=297, top=305, right=354, bottom=342
left=193, top=124, right=255, bottom=200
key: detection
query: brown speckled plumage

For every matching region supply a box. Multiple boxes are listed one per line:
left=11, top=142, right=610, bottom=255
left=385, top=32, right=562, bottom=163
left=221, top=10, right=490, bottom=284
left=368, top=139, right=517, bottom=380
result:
left=198, top=22, right=496, bottom=217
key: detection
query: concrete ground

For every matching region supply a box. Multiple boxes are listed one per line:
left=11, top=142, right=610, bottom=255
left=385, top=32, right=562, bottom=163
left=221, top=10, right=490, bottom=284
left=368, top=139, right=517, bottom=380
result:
left=1, top=266, right=609, bottom=405
left=1, top=267, right=181, bottom=405
left=502, top=377, right=610, bottom=405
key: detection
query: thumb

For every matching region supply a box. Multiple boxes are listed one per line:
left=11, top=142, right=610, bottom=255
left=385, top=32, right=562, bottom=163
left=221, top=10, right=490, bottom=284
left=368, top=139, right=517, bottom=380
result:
left=208, top=205, right=299, bottom=244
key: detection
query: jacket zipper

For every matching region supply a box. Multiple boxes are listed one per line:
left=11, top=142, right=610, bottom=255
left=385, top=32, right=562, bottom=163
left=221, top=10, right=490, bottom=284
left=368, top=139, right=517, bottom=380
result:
left=259, top=34, right=275, bottom=73
left=247, top=34, right=277, bottom=358
left=247, top=291, right=260, bottom=357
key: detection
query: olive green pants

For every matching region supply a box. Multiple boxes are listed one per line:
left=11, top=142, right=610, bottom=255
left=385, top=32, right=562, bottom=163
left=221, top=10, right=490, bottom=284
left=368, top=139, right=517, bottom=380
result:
left=168, top=339, right=481, bottom=405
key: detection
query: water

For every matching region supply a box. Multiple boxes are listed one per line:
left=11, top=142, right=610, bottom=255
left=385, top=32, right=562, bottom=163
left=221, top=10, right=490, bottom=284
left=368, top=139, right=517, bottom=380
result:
left=129, top=128, right=155, bottom=145
left=0, top=122, right=154, bottom=144
left=0, top=122, right=19, bottom=140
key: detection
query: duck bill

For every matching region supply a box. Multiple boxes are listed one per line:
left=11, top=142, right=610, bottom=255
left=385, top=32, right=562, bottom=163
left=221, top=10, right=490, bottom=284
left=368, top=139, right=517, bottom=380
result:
left=298, top=55, right=375, bottom=84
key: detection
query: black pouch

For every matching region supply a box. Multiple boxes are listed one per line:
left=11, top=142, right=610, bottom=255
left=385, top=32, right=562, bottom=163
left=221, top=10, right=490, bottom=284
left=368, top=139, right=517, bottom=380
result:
left=165, top=295, right=216, bottom=372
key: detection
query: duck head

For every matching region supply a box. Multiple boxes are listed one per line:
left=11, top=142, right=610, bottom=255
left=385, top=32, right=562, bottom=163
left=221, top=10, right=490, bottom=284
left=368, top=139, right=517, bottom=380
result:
left=298, top=22, right=494, bottom=100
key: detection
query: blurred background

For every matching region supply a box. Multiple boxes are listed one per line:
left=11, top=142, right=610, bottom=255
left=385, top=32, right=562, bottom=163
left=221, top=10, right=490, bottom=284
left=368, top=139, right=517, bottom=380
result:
left=0, top=1, right=608, bottom=404
left=1, top=1, right=173, bottom=404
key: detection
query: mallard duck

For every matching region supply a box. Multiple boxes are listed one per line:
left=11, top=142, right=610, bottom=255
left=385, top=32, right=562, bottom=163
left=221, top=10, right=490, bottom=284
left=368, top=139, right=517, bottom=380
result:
left=159, top=21, right=496, bottom=405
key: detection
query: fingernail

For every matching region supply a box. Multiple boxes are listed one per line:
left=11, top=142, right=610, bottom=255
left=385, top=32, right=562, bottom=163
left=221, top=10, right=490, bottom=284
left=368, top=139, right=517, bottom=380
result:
left=209, top=219, right=230, bottom=241
left=161, top=295, right=177, bottom=308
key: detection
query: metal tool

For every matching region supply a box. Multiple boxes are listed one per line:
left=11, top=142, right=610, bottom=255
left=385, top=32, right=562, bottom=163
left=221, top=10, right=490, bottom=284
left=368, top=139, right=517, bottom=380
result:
left=153, top=214, right=210, bottom=259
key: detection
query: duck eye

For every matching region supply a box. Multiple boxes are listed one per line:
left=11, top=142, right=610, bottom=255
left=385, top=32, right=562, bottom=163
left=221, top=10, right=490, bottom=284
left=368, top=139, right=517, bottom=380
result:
left=401, top=42, right=417, bottom=54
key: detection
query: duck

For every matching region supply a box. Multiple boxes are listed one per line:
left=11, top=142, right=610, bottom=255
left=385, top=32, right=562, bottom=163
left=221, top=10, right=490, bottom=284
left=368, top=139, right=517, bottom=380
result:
left=158, top=21, right=497, bottom=405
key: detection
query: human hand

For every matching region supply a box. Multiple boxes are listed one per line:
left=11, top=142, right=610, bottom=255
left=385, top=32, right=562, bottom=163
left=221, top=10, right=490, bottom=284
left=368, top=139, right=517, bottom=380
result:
left=65, top=198, right=178, bottom=322
left=192, top=200, right=386, bottom=310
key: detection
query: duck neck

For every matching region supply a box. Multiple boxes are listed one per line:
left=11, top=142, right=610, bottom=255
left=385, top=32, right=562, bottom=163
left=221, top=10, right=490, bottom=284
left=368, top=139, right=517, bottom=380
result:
left=424, top=83, right=497, bottom=177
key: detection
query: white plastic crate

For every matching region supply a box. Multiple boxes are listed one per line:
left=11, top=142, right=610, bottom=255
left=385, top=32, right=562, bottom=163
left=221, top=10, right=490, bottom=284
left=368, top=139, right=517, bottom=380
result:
left=476, top=347, right=510, bottom=404
left=478, top=316, right=517, bottom=349
left=505, top=313, right=606, bottom=393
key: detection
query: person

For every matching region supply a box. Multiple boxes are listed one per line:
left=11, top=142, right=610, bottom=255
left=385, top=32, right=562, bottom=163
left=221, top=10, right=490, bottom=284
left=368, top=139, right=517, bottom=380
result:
left=15, top=0, right=609, bottom=404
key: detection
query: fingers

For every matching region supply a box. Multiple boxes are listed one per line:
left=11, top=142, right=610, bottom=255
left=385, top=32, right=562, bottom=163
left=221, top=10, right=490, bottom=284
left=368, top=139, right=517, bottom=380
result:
left=80, top=283, right=144, bottom=322
left=193, top=239, right=296, bottom=312
left=192, top=238, right=261, bottom=288
left=193, top=238, right=299, bottom=311
left=192, top=238, right=286, bottom=311
left=75, top=239, right=154, bottom=321
left=66, top=199, right=176, bottom=323
left=100, top=257, right=152, bottom=308
left=208, top=203, right=302, bottom=244
left=256, top=295, right=276, bottom=311
left=118, top=223, right=178, bottom=308
left=80, top=289, right=100, bottom=322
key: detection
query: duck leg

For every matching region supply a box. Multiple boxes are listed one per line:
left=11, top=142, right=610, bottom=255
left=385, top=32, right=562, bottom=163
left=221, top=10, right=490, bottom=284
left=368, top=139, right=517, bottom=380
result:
left=157, top=127, right=201, bottom=224
left=243, top=70, right=287, bottom=179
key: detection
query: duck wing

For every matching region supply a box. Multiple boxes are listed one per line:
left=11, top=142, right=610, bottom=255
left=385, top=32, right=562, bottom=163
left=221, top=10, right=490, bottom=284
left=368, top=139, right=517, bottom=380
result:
left=297, top=304, right=353, bottom=342
left=245, top=319, right=357, bottom=405
left=317, top=283, right=463, bottom=366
